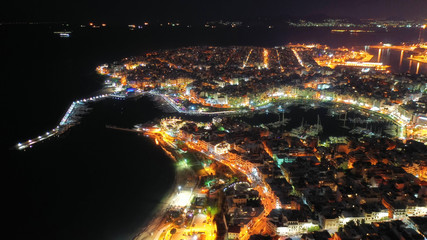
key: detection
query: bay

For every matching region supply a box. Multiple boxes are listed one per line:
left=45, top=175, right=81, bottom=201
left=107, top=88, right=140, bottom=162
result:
left=4, top=24, right=426, bottom=240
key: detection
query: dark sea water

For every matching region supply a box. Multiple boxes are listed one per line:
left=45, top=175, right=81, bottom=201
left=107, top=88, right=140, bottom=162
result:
left=368, top=46, right=427, bottom=74
left=3, top=25, right=426, bottom=240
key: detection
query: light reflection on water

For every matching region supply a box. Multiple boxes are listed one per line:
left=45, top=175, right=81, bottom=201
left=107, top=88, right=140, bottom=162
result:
left=367, top=47, right=427, bottom=74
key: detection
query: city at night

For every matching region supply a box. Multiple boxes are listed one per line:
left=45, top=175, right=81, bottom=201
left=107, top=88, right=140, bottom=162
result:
left=4, top=1, right=427, bottom=240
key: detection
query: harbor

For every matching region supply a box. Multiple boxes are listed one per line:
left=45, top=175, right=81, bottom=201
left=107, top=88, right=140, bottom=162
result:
left=15, top=94, right=110, bottom=150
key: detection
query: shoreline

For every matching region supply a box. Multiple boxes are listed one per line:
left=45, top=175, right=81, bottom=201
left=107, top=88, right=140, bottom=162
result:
left=132, top=165, right=179, bottom=240
left=132, top=136, right=195, bottom=240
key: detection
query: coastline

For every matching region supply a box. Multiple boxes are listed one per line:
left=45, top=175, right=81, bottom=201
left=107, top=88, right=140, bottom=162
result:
left=132, top=136, right=195, bottom=240
left=132, top=165, right=178, bottom=240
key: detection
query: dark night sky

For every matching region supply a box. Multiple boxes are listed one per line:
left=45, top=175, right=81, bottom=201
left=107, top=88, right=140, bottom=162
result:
left=2, top=0, right=427, bottom=23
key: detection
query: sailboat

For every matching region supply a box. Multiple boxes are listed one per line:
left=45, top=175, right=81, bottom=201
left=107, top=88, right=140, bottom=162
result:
left=340, top=111, right=350, bottom=129
left=306, top=115, right=323, bottom=137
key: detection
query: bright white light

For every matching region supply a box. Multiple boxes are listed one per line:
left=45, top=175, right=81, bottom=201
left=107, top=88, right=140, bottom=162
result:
left=174, top=190, right=192, bottom=207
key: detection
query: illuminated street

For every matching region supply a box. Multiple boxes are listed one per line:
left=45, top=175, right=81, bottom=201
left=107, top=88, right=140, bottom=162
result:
left=6, top=1, right=427, bottom=240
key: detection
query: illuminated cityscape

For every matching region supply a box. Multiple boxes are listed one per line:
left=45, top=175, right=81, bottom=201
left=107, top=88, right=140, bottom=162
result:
left=94, top=41, right=427, bottom=239
left=98, top=44, right=427, bottom=144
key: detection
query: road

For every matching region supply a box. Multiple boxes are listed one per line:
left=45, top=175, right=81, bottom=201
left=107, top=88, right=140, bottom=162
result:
left=134, top=131, right=217, bottom=240
left=180, top=139, right=279, bottom=240
left=149, top=92, right=244, bottom=116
